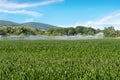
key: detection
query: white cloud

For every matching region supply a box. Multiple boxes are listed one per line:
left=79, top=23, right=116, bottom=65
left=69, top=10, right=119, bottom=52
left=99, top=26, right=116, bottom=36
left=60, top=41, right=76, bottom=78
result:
left=83, top=12, right=120, bottom=30
left=0, top=9, right=43, bottom=17
left=0, top=0, right=64, bottom=17
left=24, top=19, right=34, bottom=22
left=58, top=12, right=120, bottom=30
left=0, top=0, right=64, bottom=9
left=86, top=13, right=120, bottom=25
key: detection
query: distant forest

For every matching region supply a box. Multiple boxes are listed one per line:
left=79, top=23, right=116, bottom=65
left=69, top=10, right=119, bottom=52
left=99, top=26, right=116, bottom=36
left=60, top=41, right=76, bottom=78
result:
left=0, top=26, right=120, bottom=37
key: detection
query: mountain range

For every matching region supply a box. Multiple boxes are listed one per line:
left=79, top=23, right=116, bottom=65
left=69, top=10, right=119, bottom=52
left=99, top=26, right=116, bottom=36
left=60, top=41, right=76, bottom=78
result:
left=0, top=20, right=56, bottom=30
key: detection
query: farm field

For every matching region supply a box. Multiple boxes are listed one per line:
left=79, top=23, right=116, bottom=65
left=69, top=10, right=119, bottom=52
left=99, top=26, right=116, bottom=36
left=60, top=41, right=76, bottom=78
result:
left=0, top=39, right=120, bottom=80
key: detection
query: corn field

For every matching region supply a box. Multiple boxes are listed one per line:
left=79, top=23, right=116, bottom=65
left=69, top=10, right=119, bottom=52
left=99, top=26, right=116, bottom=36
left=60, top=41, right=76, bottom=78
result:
left=0, top=39, right=120, bottom=80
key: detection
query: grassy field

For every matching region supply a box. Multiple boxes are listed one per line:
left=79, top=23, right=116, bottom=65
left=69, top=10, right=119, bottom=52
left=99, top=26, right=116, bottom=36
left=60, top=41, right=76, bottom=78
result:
left=0, top=39, right=120, bottom=80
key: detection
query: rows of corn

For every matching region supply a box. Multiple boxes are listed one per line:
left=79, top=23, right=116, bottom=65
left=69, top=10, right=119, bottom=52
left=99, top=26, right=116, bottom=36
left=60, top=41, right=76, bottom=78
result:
left=0, top=39, right=120, bottom=80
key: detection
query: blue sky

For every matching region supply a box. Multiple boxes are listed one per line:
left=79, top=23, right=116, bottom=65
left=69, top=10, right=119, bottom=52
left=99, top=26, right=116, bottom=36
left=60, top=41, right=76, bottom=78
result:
left=0, top=0, right=120, bottom=29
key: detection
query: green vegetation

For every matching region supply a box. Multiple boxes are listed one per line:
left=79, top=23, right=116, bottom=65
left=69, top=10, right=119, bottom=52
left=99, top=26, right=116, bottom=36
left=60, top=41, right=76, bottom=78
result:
left=0, top=25, right=120, bottom=38
left=46, top=26, right=98, bottom=36
left=46, top=26, right=120, bottom=37
left=21, top=22, right=56, bottom=30
left=0, top=20, right=19, bottom=26
left=0, top=40, right=120, bottom=79
left=0, top=20, right=120, bottom=37
left=0, top=26, right=41, bottom=36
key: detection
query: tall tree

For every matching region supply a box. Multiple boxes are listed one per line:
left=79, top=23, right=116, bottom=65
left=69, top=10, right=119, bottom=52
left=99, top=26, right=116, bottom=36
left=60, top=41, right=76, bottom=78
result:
left=103, top=26, right=117, bottom=37
left=68, top=27, right=75, bottom=35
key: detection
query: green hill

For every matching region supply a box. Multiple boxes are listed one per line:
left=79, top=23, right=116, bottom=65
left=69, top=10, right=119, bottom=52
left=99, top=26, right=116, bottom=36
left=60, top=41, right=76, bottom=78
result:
left=21, top=22, right=56, bottom=30
left=0, top=20, right=56, bottom=30
left=0, top=20, right=19, bottom=26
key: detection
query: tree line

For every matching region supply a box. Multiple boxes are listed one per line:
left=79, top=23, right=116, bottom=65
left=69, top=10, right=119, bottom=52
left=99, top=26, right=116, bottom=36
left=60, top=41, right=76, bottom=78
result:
left=45, top=26, right=120, bottom=37
left=45, top=26, right=97, bottom=36
left=0, top=26, right=40, bottom=36
left=0, top=26, right=120, bottom=37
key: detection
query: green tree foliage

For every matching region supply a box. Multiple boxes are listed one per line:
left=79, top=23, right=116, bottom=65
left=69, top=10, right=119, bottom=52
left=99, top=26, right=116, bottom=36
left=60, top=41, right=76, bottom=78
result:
left=47, top=26, right=98, bottom=36
left=47, top=28, right=69, bottom=36
left=116, top=30, right=120, bottom=37
left=46, top=26, right=120, bottom=37
left=75, top=26, right=85, bottom=35
left=103, top=26, right=117, bottom=37
left=0, top=26, right=120, bottom=38
left=68, top=27, right=76, bottom=35
left=0, top=28, right=7, bottom=35
left=0, top=26, right=41, bottom=36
